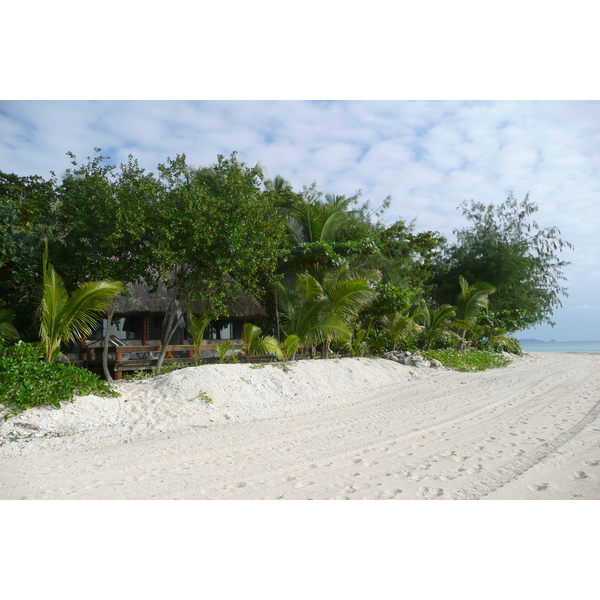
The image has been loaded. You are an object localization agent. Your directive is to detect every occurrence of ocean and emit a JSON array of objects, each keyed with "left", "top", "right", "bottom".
[{"left": 519, "top": 340, "right": 600, "bottom": 353}]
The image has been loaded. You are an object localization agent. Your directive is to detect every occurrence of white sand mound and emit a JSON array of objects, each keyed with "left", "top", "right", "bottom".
[{"left": 1, "top": 354, "right": 600, "bottom": 500}]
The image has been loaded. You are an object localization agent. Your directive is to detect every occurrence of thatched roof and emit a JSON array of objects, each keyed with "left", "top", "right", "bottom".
[{"left": 113, "top": 277, "right": 267, "bottom": 320}]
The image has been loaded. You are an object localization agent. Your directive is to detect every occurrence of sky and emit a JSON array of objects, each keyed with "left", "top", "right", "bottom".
[{"left": 1, "top": 100, "right": 598, "bottom": 341}]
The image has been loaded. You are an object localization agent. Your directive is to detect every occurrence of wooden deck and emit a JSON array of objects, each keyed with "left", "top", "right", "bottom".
[{"left": 81, "top": 344, "right": 281, "bottom": 379}]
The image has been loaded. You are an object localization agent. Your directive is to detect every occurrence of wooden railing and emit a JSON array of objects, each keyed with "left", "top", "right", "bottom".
[
  {"left": 82, "top": 343, "right": 290, "bottom": 380},
  {"left": 83, "top": 345, "right": 210, "bottom": 380}
]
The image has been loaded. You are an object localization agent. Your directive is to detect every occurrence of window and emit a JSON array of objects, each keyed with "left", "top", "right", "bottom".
[{"left": 205, "top": 320, "right": 243, "bottom": 340}]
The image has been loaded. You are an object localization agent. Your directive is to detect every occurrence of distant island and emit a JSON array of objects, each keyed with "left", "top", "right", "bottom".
[{"left": 519, "top": 338, "right": 558, "bottom": 343}]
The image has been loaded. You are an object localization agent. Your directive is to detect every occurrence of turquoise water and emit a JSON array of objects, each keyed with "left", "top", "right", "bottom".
[{"left": 519, "top": 340, "right": 600, "bottom": 353}]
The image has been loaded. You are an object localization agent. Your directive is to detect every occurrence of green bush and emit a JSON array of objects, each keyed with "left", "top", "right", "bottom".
[
  {"left": 423, "top": 348, "right": 512, "bottom": 372},
  {"left": 0, "top": 342, "right": 119, "bottom": 419}
]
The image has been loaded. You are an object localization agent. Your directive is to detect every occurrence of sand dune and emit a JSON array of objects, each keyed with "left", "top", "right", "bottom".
[{"left": 1, "top": 353, "right": 599, "bottom": 499}]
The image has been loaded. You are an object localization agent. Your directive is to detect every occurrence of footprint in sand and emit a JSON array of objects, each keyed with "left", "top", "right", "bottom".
[
  {"left": 467, "top": 465, "right": 482, "bottom": 475},
  {"left": 573, "top": 471, "right": 588, "bottom": 479},
  {"left": 418, "top": 487, "right": 443, "bottom": 499},
  {"left": 527, "top": 483, "right": 548, "bottom": 492},
  {"left": 294, "top": 481, "right": 314, "bottom": 489},
  {"left": 583, "top": 460, "right": 600, "bottom": 467}
]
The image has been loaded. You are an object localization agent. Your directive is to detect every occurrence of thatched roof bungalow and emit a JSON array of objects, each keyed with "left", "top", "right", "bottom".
[{"left": 86, "top": 277, "right": 267, "bottom": 347}]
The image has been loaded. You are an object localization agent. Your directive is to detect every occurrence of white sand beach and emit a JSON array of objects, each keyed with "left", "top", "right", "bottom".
[{"left": 1, "top": 352, "right": 599, "bottom": 500}]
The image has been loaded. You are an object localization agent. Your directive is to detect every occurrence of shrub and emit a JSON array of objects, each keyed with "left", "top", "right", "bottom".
[
  {"left": 423, "top": 348, "right": 512, "bottom": 372},
  {"left": 0, "top": 342, "right": 119, "bottom": 419}
]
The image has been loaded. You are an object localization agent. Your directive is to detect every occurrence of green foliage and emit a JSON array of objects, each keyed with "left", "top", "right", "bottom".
[
  {"left": 454, "top": 275, "right": 496, "bottom": 349},
  {"left": 191, "top": 390, "right": 213, "bottom": 404},
  {"left": 243, "top": 323, "right": 283, "bottom": 359},
  {"left": 152, "top": 152, "right": 288, "bottom": 370},
  {"left": 0, "top": 308, "right": 19, "bottom": 347},
  {"left": 383, "top": 312, "right": 421, "bottom": 351},
  {"left": 413, "top": 302, "right": 458, "bottom": 350},
  {"left": 185, "top": 309, "right": 213, "bottom": 358},
  {"left": 278, "top": 185, "right": 385, "bottom": 280},
  {"left": 431, "top": 194, "right": 573, "bottom": 329},
  {"left": 0, "top": 170, "right": 57, "bottom": 327},
  {"left": 277, "top": 268, "right": 377, "bottom": 354},
  {"left": 342, "top": 328, "right": 369, "bottom": 357},
  {"left": 282, "top": 334, "right": 301, "bottom": 360},
  {"left": 215, "top": 340, "right": 235, "bottom": 363},
  {"left": 367, "top": 219, "right": 446, "bottom": 294},
  {"left": 122, "top": 361, "right": 191, "bottom": 380},
  {"left": 422, "top": 348, "right": 512, "bottom": 372},
  {"left": 0, "top": 342, "right": 118, "bottom": 419},
  {"left": 39, "top": 241, "right": 125, "bottom": 362}
]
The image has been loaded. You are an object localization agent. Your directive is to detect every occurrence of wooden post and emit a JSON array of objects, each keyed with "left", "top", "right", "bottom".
[
  {"left": 115, "top": 347, "right": 123, "bottom": 380},
  {"left": 142, "top": 316, "right": 148, "bottom": 346}
]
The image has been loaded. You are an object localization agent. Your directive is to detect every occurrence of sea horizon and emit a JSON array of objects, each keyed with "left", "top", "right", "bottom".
[{"left": 518, "top": 339, "right": 600, "bottom": 353}]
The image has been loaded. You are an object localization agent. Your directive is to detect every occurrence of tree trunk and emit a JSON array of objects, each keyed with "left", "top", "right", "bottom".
[
  {"left": 102, "top": 299, "right": 117, "bottom": 382},
  {"left": 274, "top": 288, "right": 281, "bottom": 342},
  {"left": 155, "top": 299, "right": 183, "bottom": 372}
]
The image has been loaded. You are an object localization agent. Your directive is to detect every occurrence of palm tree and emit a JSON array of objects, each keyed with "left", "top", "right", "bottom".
[
  {"left": 343, "top": 328, "right": 369, "bottom": 357},
  {"left": 454, "top": 275, "right": 496, "bottom": 350},
  {"left": 185, "top": 308, "right": 213, "bottom": 360},
  {"left": 264, "top": 175, "right": 293, "bottom": 193},
  {"left": 0, "top": 308, "right": 19, "bottom": 347},
  {"left": 277, "top": 269, "right": 377, "bottom": 356},
  {"left": 282, "top": 334, "right": 301, "bottom": 360},
  {"left": 384, "top": 312, "right": 421, "bottom": 351},
  {"left": 39, "top": 241, "right": 124, "bottom": 363},
  {"left": 242, "top": 323, "right": 284, "bottom": 360},
  {"left": 413, "top": 301, "right": 458, "bottom": 351},
  {"left": 277, "top": 275, "right": 350, "bottom": 355},
  {"left": 286, "top": 194, "right": 351, "bottom": 245}
]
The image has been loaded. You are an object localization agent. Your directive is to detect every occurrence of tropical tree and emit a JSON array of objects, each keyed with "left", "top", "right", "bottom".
[
  {"left": 413, "top": 302, "right": 458, "bottom": 351},
  {"left": 185, "top": 308, "right": 214, "bottom": 360},
  {"left": 0, "top": 170, "right": 57, "bottom": 333},
  {"left": 431, "top": 194, "right": 573, "bottom": 329},
  {"left": 152, "top": 152, "right": 287, "bottom": 371},
  {"left": 383, "top": 312, "right": 422, "bottom": 351},
  {"left": 215, "top": 340, "right": 235, "bottom": 363},
  {"left": 242, "top": 323, "right": 283, "bottom": 359},
  {"left": 0, "top": 308, "right": 19, "bottom": 347},
  {"left": 343, "top": 328, "right": 369, "bottom": 357},
  {"left": 453, "top": 275, "right": 496, "bottom": 350},
  {"left": 282, "top": 334, "right": 301, "bottom": 360},
  {"left": 277, "top": 268, "right": 377, "bottom": 356},
  {"left": 277, "top": 274, "right": 351, "bottom": 355},
  {"left": 39, "top": 242, "right": 124, "bottom": 363},
  {"left": 278, "top": 185, "right": 382, "bottom": 280},
  {"left": 264, "top": 175, "right": 293, "bottom": 193}
]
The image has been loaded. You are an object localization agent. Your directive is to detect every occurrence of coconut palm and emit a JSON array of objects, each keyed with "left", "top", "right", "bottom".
[
  {"left": 277, "top": 269, "right": 377, "bottom": 356},
  {"left": 243, "top": 323, "right": 284, "bottom": 359},
  {"left": 282, "top": 334, "right": 301, "bottom": 360},
  {"left": 215, "top": 339, "right": 235, "bottom": 363},
  {"left": 343, "top": 328, "right": 369, "bottom": 357},
  {"left": 264, "top": 175, "right": 293, "bottom": 193},
  {"left": 384, "top": 312, "right": 421, "bottom": 351},
  {"left": 277, "top": 279, "right": 349, "bottom": 355},
  {"left": 413, "top": 301, "right": 458, "bottom": 351},
  {"left": 39, "top": 241, "right": 124, "bottom": 363},
  {"left": 0, "top": 308, "right": 19, "bottom": 347},
  {"left": 286, "top": 194, "right": 351, "bottom": 245},
  {"left": 454, "top": 275, "right": 496, "bottom": 350},
  {"left": 185, "top": 308, "right": 213, "bottom": 360}
]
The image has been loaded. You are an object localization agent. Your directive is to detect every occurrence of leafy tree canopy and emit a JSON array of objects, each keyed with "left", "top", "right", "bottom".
[{"left": 430, "top": 193, "right": 573, "bottom": 330}]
